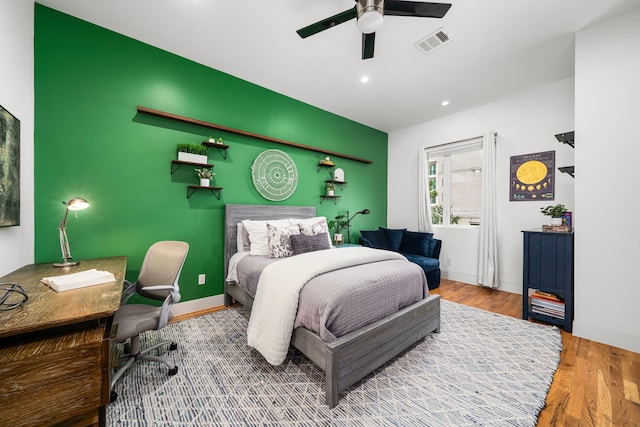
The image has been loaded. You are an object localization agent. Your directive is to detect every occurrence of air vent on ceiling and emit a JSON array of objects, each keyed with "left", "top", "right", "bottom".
[{"left": 415, "top": 27, "right": 451, "bottom": 55}]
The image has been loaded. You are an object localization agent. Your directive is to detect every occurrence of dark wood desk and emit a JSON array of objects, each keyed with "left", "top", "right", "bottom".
[{"left": 0, "top": 256, "right": 127, "bottom": 427}]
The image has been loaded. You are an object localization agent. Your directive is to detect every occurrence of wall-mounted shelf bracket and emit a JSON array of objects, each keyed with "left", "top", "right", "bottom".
[
  {"left": 171, "top": 160, "right": 213, "bottom": 175},
  {"left": 187, "top": 186, "right": 223, "bottom": 199},
  {"left": 320, "top": 195, "right": 341, "bottom": 205},
  {"left": 202, "top": 141, "right": 230, "bottom": 159},
  {"left": 325, "top": 180, "right": 347, "bottom": 190},
  {"left": 317, "top": 163, "right": 335, "bottom": 176},
  {"left": 555, "top": 131, "right": 575, "bottom": 148},
  {"left": 558, "top": 166, "right": 575, "bottom": 178}
]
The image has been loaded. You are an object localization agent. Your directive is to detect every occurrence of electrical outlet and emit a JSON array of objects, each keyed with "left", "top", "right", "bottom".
[
  {"left": 446, "top": 258, "right": 452, "bottom": 266},
  {"left": 198, "top": 274, "right": 206, "bottom": 285}
]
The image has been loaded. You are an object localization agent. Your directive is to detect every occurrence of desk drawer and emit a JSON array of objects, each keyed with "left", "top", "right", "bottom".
[{"left": 0, "top": 326, "right": 106, "bottom": 427}]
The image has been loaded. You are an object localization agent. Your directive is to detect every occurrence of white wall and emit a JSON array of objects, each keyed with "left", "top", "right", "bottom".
[
  {"left": 573, "top": 6, "right": 640, "bottom": 353},
  {"left": 388, "top": 77, "right": 575, "bottom": 294},
  {"left": 0, "top": 1, "right": 34, "bottom": 276}
]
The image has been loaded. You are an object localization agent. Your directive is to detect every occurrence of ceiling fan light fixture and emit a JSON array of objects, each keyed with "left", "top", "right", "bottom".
[{"left": 356, "top": 0, "right": 384, "bottom": 34}]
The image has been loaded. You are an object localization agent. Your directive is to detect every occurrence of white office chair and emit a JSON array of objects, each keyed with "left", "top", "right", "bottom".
[{"left": 110, "top": 240, "right": 189, "bottom": 402}]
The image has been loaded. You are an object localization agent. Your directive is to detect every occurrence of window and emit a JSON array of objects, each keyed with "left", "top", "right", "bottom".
[{"left": 426, "top": 138, "right": 483, "bottom": 226}]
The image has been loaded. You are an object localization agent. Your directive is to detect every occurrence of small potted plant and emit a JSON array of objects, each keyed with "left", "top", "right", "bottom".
[
  {"left": 177, "top": 143, "right": 208, "bottom": 164},
  {"left": 216, "top": 137, "right": 224, "bottom": 145},
  {"left": 540, "top": 204, "right": 567, "bottom": 225},
  {"left": 327, "top": 214, "right": 347, "bottom": 245},
  {"left": 195, "top": 167, "right": 214, "bottom": 187},
  {"left": 326, "top": 182, "right": 335, "bottom": 197}
]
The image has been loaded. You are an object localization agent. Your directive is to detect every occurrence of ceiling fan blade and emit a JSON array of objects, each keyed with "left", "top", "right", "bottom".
[
  {"left": 384, "top": 1, "right": 452, "bottom": 18},
  {"left": 362, "top": 32, "right": 375, "bottom": 60},
  {"left": 296, "top": 7, "right": 358, "bottom": 38}
]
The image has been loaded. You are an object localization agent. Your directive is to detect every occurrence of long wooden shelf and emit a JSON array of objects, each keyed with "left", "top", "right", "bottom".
[{"left": 137, "top": 106, "right": 372, "bottom": 164}]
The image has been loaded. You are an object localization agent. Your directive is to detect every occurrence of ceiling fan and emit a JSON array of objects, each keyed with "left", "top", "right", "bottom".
[{"left": 296, "top": 0, "right": 452, "bottom": 60}]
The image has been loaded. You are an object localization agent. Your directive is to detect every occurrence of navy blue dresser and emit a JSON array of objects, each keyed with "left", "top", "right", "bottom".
[{"left": 522, "top": 229, "right": 574, "bottom": 332}]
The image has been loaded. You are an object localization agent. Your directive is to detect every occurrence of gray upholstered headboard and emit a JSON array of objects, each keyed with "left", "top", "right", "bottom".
[{"left": 223, "top": 204, "right": 317, "bottom": 280}]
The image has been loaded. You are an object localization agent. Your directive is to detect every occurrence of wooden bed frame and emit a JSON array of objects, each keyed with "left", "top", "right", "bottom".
[{"left": 223, "top": 204, "right": 441, "bottom": 408}]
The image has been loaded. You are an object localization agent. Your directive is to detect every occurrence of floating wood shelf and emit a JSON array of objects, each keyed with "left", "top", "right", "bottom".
[
  {"left": 555, "top": 131, "right": 575, "bottom": 148},
  {"left": 138, "top": 106, "right": 372, "bottom": 164},
  {"left": 187, "top": 185, "right": 223, "bottom": 199},
  {"left": 320, "top": 195, "right": 341, "bottom": 204},
  {"left": 558, "top": 166, "right": 575, "bottom": 178},
  {"left": 202, "top": 141, "right": 230, "bottom": 159},
  {"left": 325, "top": 179, "right": 347, "bottom": 190},
  {"left": 171, "top": 160, "right": 214, "bottom": 174},
  {"left": 556, "top": 130, "right": 575, "bottom": 177}
]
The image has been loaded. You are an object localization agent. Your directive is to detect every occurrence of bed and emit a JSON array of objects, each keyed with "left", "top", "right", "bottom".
[{"left": 223, "top": 204, "right": 440, "bottom": 408}]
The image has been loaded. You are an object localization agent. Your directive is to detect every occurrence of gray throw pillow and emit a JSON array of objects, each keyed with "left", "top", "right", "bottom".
[{"left": 290, "top": 232, "right": 330, "bottom": 255}]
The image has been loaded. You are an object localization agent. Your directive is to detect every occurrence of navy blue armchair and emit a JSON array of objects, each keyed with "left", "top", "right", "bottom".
[{"left": 359, "top": 227, "right": 441, "bottom": 290}]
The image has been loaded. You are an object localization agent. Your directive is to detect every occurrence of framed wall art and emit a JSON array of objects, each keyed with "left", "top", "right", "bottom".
[
  {"left": 510, "top": 150, "right": 555, "bottom": 202},
  {"left": 0, "top": 104, "right": 20, "bottom": 227}
]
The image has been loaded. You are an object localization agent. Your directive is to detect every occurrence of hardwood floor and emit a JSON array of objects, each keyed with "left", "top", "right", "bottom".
[{"left": 431, "top": 279, "right": 640, "bottom": 427}]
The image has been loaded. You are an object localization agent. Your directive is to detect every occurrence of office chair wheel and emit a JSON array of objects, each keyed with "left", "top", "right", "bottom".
[
  {"left": 168, "top": 366, "right": 178, "bottom": 376},
  {"left": 110, "top": 390, "right": 118, "bottom": 403},
  {"left": 169, "top": 342, "right": 178, "bottom": 351}
]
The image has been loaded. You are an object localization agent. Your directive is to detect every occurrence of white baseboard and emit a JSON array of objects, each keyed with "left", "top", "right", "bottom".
[
  {"left": 442, "top": 271, "right": 476, "bottom": 284},
  {"left": 442, "top": 272, "right": 521, "bottom": 295},
  {"left": 573, "top": 321, "right": 640, "bottom": 354},
  {"left": 172, "top": 294, "right": 225, "bottom": 316}
]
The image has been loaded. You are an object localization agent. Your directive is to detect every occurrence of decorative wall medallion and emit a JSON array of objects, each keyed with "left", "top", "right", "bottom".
[{"left": 251, "top": 149, "right": 298, "bottom": 201}]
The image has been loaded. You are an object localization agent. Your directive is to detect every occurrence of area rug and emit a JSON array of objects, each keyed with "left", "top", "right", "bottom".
[{"left": 107, "top": 300, "right": 562, "bottom": 426}]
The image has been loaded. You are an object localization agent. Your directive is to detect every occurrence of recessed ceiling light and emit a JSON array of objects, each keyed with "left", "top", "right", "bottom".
[
  {"left": 360, "top": 76, "right": 370, "bottom": 83},
  {"left": 441, "top": 100, "right": 450, "bottom": 106}
]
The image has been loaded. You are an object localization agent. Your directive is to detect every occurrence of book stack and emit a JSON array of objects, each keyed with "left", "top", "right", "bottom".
[
  {"left": 542, "top": 224, "right": 571, "bottom": 232},
  {"left": 530, "top": 290, "right": 565, "bottom": 319},
  {"left": 41, "top": 269, "right": 116, "bottom": 292}
]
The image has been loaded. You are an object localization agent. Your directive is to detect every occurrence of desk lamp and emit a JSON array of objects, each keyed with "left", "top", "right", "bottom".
[
  {"left": 53, "top": 197, "right": 90, "bottom": 267},
  {"left": 346, "top": 209, "right": 371, "bottom": 244}
]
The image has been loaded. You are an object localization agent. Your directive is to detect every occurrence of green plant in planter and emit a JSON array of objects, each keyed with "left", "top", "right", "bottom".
[
  {"left": 177, "top": 143, "right": 208, "bottom": 156},
  {"left": 327, "top": 214, "right": 348, "bottom": 234},
  {"left": 540, "top": 204, "right": 567, "bottom": 218},
  {"left": 195, "top": 168, "right": 215, "bottom": 179}
]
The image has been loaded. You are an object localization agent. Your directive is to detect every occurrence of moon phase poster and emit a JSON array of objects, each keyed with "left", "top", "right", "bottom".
[{"left": 510, "top": 151, "right": 555, "bottom": 201}]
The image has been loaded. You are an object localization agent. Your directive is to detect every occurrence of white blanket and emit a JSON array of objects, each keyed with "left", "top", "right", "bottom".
[{"left": 246, "top": 246, "right": 405, "bottom": 365}]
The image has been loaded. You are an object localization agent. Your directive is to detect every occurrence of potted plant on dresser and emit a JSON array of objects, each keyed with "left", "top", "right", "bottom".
[
  {"left": 177, "top": 143, "right": 208, "bottom": 164},
  {"left": 195, "top": 167, "right": 214, "bottom": 187},
  {"left": 540, "top": 204, "right": 568, "bottom": 226}
]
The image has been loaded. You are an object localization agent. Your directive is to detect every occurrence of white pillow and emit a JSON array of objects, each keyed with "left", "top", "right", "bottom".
[
  {"left": 242, "top": 219, "right": 290, "bottom": 256},
  {"left": 267, "top": 224, "right": 300, "bottom": 258},
  {"left": 236, "top": 223, "right": 251, "bottom": 253},
  {"left": 290, "top": 217, "right": 333, "bottom": 248}
]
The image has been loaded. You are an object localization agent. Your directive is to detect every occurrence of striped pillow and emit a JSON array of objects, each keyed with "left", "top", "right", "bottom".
[{"left": 290, "top": 233, "right": 330, "bottom": 255}]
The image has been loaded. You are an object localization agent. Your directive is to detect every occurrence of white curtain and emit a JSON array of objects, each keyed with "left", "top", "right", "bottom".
[
  {"left": 477, "top": 131, "right": 499, "bottom": 288},
  {"left": 418, "top": 147, "right": 433, "bottom": 233}
]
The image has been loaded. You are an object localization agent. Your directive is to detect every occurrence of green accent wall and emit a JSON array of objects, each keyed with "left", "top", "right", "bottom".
[{"left": 34, "top": 5, "right": 388, "bottom": 303}]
